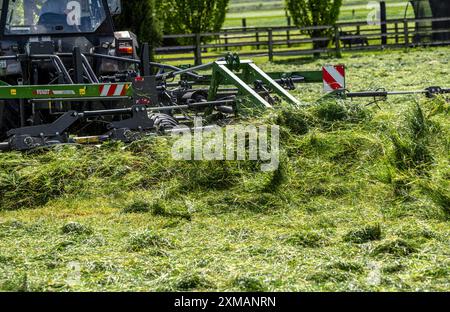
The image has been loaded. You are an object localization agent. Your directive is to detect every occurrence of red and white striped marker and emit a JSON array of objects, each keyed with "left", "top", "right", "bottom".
[
  {"left": 322, "top": 65, "right": 346, "bottom": 92},
  {"left": 99, "top": 84, "right": 128, "bottom": 97}
]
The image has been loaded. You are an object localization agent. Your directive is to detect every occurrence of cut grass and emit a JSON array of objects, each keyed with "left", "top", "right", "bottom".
[
  {"left": 0, "top": 47, "right": 449, "bottom": 291},
  {"left": 344, "top": 224, "right": 382, "bottom": 244}
]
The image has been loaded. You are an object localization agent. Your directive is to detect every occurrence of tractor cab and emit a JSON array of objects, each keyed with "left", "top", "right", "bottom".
[
  {"left": 1, "top": 0, "right": 121, "bottom": 37},
  {"left": 0, "top": 0, "right": 137, "bottom": 82}
]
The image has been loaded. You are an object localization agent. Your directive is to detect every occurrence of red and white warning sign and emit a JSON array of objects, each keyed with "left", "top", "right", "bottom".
[
  {"left": 99, "top": 84, "right": 128, "bottom": 97},
  {"left": 322, "top": 65, "right": 346, "bottom": 92}
]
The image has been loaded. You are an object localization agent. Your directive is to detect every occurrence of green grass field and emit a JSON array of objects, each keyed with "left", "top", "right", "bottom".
[
  {"left": 0, "top": 47, "right": 449, "bottom": 291},
  {"left": 225, "top": 0, "right": 414, "bottom": 27}
]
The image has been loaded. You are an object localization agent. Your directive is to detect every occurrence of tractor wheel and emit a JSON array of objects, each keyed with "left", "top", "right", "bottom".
[{"left": 0, "top": 100, "right": 20, "bottom": 141}]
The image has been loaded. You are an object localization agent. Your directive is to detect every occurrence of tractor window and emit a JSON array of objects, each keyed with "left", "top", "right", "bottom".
[
  {"left": 107, "top": 0, "right": 121, "bottom": 15},
  {"left": 4, "top": 0, "right": 107, "bottom": 35}
]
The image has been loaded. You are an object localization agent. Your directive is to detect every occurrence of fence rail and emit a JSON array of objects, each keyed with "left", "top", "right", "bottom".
[{"left": 154, "top": 17, "right": 450, "bottom": 64}]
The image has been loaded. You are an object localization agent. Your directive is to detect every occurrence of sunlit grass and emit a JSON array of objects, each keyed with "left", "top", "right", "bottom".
[{"left": 0, "top": 47, "right": 449, "bottom": 291}]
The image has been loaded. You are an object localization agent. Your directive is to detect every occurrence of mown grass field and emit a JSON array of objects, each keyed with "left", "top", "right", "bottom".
[
  {"left": 0, "top": 47, "right": 449, "bottom": 292},
  {"left": 225, "top": 0, "right": 414, "bottom": 27}
]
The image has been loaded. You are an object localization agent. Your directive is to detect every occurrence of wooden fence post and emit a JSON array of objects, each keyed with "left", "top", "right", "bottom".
[
  {"left": 194, "top": 33, "right": 202, "bottom": 65},
  {"left": 242, "top": 18, "right": 247, "bottom": 31},
  {"left": 287, "top": 16, "right": 292, "bottom": 48},
  {"left": 256, "top": 31, "right": 260, "bottom": 50},
  {"left": 224, "top": 29, "right": 228, "bottom": 51},
  {"left": 268, "top": 28, "right": 274, "bottom": 62},
  {"left": 395, "top": 23, "right": 399, "bottom": 44},
  {"left": 334, "top": 26, "right": 342, "bottom": 58},
  {"left": 380, "top": 1, "right": 387, "bottom": 45},
  {"left": 404, "top": 20, "right": 409, "bottom": 49}
]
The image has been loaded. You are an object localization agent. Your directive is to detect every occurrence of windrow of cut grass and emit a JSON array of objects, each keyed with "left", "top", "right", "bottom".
[
  {"left": 0, "top": 97, "right": 391, "bottom": 214},
  {"left": 0, "top": 97, "right": 448, "bottom": 291}
]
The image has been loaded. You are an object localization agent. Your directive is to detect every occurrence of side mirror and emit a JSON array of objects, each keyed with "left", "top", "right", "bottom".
[{"left": 107, "top": 0, "right": 121, "bottom": 15}]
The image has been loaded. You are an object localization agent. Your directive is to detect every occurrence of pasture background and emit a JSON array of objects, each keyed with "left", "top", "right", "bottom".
[{"left": 225, "top": 0, "right": 415, "bottom": 27}]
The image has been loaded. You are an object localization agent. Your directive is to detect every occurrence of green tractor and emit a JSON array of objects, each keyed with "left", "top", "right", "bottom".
[{"left": 0, "top": 0, "right": 156, "bottom": 149}]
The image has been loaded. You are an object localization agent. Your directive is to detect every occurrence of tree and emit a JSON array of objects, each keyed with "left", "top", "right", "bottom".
[
  {"left": 114, "top": 0, "right": 162, "bottom": 59},
  {"left": 164, "top": 0, "right": 230, "bottom": 35},
  {"left": 157, "top": 0, "right": 230, "bottom": 64},
  {"left": 285, "top": 0, "right": 342, "bottom": 50}
]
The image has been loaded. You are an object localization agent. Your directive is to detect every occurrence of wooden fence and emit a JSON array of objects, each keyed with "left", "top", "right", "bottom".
[{"left": 154, "top": 17, "right": 450, "bottom": 64}]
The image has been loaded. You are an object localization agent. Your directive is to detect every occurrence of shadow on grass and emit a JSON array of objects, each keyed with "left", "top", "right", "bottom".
[{"left": 272, "top": 55, "right": 335, "bottom": 66}]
